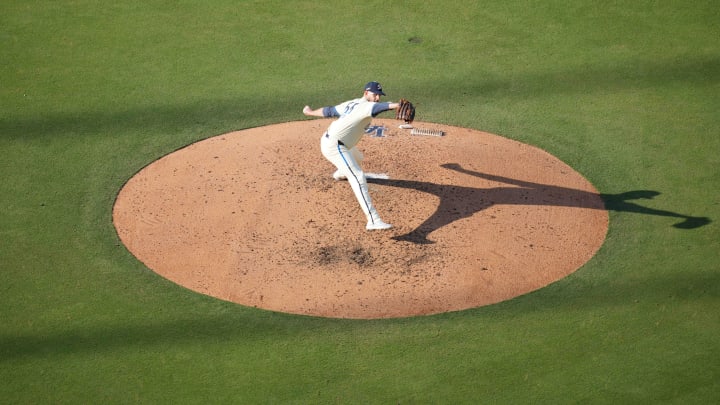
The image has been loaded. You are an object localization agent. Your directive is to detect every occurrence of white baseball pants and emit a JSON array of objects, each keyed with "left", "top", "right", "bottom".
[{"left": 320, "top": 133, "right": 383, "bottom": 225}]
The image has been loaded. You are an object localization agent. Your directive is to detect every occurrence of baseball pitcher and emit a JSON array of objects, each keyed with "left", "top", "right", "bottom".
[{"left": 302, "top": 81, "right": 415, "bottom": 230}]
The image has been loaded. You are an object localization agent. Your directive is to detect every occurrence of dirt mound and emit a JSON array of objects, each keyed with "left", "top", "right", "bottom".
[{"left": 113, "top": 119, "right": 607, "bottom": 319}]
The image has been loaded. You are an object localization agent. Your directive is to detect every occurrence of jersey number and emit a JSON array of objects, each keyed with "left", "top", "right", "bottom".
[{"left": 343, "top": 102, "right": 359, "bottom": 115}]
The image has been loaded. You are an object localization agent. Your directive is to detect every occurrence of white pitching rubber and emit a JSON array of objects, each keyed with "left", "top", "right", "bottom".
[
  {"left": 411, "top": 128, "right": 445, "bottom": 137},
  {"left": 365, "top": 172, "right": 389, "bottom": 180}
]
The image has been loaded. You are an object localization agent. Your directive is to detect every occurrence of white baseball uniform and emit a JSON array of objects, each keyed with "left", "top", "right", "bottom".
[{"left": 320, "top": 97, "right": 393, "bottom": 228}]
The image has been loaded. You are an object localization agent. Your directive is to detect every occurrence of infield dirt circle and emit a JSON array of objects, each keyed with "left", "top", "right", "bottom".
[{"left": 113, "top": 119, "right": 608, "bottom": 319}]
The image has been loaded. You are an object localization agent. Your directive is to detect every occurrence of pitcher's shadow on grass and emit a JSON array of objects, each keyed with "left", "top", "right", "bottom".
[{"left": 368, "top": 163, "right": 711, "bottom": 244}]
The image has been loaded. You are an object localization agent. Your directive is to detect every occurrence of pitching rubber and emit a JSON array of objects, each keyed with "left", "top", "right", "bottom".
[{"left": 411, "top": 128, "right": 445, "bottom": 137}]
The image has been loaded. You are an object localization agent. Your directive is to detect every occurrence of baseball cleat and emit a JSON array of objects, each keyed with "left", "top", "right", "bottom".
[
  {"left": 332, "top": 170, "right": 347, "bottom": 181},
  {"left": 366, "top": 220, "right": 393, "bottom": 231}
]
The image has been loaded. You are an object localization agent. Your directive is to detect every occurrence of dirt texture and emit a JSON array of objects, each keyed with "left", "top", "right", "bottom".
[{"left": 113, "top": 119, "right": 608, "bottom": 319}]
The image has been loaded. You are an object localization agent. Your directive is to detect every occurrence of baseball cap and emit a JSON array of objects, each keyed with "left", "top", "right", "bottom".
[{"left": 364, "top": 81, "right": 386, "bottom": 96}]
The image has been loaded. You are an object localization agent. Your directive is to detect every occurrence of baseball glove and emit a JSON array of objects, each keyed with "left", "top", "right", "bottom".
[{"left": 396, "top": 98, "right": 415, "bottom": 123}]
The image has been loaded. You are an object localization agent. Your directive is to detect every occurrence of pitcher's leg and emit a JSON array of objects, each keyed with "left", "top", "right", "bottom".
[
  {"left": 336, "top": 145, "right": 391, "bottom": 230},
  {"left": 321, "top": 137, "right": 391, "bottom": 229},
  {"left": 332, "top": 147, "right": 362, "bottom": 181}
]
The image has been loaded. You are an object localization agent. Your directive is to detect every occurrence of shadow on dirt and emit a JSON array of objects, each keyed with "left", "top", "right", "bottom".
[{"left": 369, "top": 163, "right": 711, "bottom": 244}]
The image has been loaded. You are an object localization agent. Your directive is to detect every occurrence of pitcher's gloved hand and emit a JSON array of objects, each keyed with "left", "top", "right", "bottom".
[{"left": 396, "top": 99, "right": 415, "bottom": 123}]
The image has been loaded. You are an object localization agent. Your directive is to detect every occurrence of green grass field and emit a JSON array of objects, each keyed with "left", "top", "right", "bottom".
[{"left": 2, "top": 1, "right": 718, "bottom": 403}]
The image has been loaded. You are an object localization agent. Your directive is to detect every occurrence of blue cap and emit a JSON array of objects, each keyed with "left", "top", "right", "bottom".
[{"left": 364, "top": 81, "right": 386, "bottom": 96}]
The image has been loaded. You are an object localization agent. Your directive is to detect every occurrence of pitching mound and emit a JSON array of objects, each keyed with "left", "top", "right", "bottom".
[{"left": 113, "top": 119, "right": 608, "bottom": 319}]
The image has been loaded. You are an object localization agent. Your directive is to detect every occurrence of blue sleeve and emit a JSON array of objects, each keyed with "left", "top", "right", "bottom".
[
  {"left": 371, "top": 102, "right": 392, "bottom": 117},
  {"left": 322, "top": 106, "right": 339, "bottom": 117}
]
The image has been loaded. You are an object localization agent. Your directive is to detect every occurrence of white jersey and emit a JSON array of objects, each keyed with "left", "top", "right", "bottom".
[{"left": 326, "top": 98, "right": 390, "bottom": 149}]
